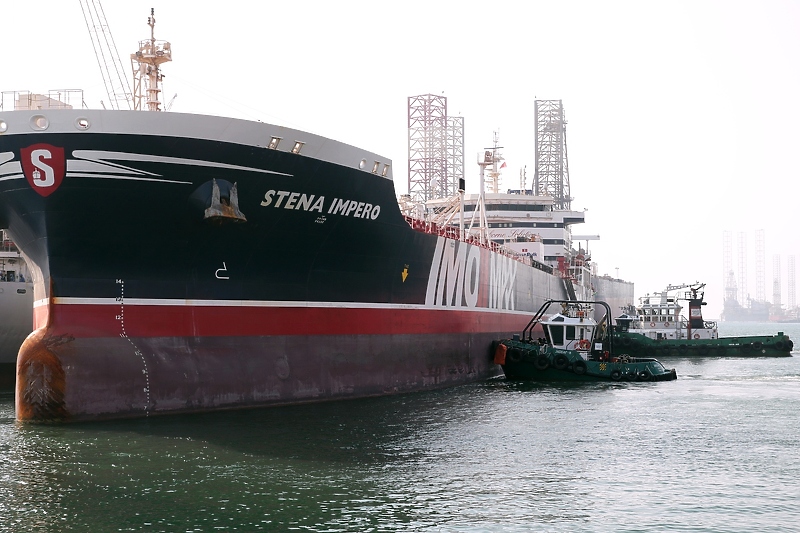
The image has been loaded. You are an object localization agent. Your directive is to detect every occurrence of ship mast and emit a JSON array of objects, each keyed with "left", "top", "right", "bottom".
[
  {"left": 484, "top": 132, "right": 504, "bottom": 194},
  {"left": 473, "top": 133, "right": 504, "bottom": 244},
  {"left": 131, "top": 9, "right": 172, "bottom": 111}
]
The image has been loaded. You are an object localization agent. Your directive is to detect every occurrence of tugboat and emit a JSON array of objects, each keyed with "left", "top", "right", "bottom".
[
  {"left": 494, "top": 300, "right": 677, "bottom": 382},
  {"left": 614, "top": 283, "right": 793, "bottom": 357}
]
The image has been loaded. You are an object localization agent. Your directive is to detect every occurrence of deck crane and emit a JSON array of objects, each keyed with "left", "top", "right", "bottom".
[{"left": 79, "top": 0, "right": 133, "bottom": 110}]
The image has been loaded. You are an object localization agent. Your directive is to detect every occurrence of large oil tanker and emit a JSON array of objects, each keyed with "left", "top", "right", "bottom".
[{"left": 0, "top": 14, "right": 632, "bottom": 422}]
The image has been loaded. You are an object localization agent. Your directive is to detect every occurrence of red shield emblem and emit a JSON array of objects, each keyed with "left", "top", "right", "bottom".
[{"left": 21, "top": 144, "right": 66, "bottom": 197}]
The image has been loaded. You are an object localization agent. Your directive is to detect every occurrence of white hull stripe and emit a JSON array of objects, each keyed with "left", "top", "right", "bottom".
[
  {"left": 40, "top": 296, "right": 535, "bottom": 316},
  {"left": 73, "top": 150, "right": 293, "bottom": 177},
  {"left": 0, "top": 170, "right": 191, "bottom": 185},
  {"left": 66, "top": 173, "right": 193, "bottom": 184},
  {"left": 0, "top": 150, "right": 294, "bottom": 183}
]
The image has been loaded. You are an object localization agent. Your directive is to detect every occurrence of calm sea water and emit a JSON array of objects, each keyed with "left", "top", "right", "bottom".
[{"left": 1, "top": 322, "right": 799, "bottom": 532}]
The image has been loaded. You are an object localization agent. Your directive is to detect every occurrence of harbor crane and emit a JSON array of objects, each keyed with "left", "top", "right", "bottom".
[
  {"left": 79, "top": 0, "right": 133, "bottom": 110},
  {"left": 79, "top": 2, "right": 172, "bottom": 111}
]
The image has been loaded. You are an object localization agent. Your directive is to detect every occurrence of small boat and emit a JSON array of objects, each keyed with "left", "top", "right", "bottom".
[
  {"left": 613, "top": 283, "right": 793, "bottom": 357},
  {"left": 493, "top": 300, "right": 677, "bottom": 382}
]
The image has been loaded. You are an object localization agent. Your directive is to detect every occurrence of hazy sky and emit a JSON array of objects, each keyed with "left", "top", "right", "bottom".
[{"left": 3, "top": 0, "right": 799, "bottom": 319}]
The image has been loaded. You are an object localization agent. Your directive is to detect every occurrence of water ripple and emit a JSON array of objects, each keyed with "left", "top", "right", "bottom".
[{"left": 0, "top": 355, "right": 799, "bottom": 531}]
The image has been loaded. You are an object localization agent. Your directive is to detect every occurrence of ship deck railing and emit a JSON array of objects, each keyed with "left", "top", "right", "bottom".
[
  {"left": 0, "top": 240, "right": 19, "bottom": 253},
  {"left": 403, "top": 215, "right": 554, "bottom": 275}
]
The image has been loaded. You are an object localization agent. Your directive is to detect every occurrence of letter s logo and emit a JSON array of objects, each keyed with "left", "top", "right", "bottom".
[
  {"left": 21, "top": 144, "right": 66, "bottom": 197},
  {"left": 30, "top": 149, "right": 55, "bottom": 187}
]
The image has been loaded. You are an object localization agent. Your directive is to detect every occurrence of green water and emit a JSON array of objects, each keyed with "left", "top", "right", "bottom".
[{"left": 1, "top": 322, "right": 799, "bottom": 532}]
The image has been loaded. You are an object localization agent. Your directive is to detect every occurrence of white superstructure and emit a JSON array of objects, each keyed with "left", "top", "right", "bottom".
[{"left": 621, "top": 283, "right": 718, "bottom": 341}]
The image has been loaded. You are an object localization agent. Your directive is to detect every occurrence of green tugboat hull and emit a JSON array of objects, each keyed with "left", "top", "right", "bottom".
[
  {"left": 613, "top": 333, "right": 793, "bottom": 358},
  {"left": 495, "top": 340, "right": 678, "bottom": 383},
  {"left": 616, "top": 283, "right": 794, "bottom": 358}
]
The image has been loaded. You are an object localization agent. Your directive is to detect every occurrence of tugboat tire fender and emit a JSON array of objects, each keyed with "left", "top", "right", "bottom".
[
  {"left": 774, "top": 340, "right": 784, "bottom": 351},
  {"left": 523, "top": 350, "right": 538, "bottom": 362},
  {"left": 621, "top": 337, "right": 632, "bottom": 346},
  {"left": 638, "top": 370, "right": 652, "bottom": 382},
  {"left": 610, "top": 370, "right": 622, "bottom": 381},
  {"left": 554, "top": 354, "right": 570, "bottom": 370},
  {"left": 573, "top": 360, "right": 588, "bottom": 375},
  {"left": 678, "top": 345, "right": 688, "bottom": 353},
  {"left": 507, "top": 348, "right": 524, "bottom": 363},
  {"left": 752, "top": 341, "right": 763, "bottom": 350},
  {"left": 534, "top": 355, "right": 550, "bottom": 370}
]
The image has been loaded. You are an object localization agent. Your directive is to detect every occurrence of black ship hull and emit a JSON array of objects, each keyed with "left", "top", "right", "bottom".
[{"left": 0, "top": 109, "right": 599, "bottom": 421}]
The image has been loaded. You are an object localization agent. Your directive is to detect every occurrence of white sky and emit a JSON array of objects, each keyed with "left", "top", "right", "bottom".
[{"left": 3, "top": 0, "right": 800, "bottom": 319}]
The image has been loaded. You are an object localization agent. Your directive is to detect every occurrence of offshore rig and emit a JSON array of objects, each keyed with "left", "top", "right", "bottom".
[{"left": 723, "top": 229, "right": 798, "bottom": 322}]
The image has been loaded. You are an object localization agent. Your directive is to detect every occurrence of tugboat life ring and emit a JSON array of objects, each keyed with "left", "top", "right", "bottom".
[
  {"left": 693, "top": 334, "right": 700, "bottom": 339},
  {"left": 578, "top": 339, "right": 591, "bottom": 350},
  {"left": 650, "top": 322, "right": 656, "bottom": 328}
]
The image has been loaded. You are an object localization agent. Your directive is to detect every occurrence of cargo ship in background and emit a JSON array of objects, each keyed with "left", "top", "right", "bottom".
[
  {"left": 0, "top": 10, "right": 632, "bottom": 421},
  {"left": 0, "top": 230, "right": 33, "bottom": 387}
]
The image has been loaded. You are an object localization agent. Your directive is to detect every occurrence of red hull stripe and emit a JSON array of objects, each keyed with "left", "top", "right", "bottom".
[{"left": 44, "top": 299, "right": 533, "bottom": 338}]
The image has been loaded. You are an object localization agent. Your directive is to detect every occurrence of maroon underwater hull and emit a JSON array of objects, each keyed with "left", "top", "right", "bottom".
[{"left": 18, "top": 302, "right": 531, "bottom": 420}]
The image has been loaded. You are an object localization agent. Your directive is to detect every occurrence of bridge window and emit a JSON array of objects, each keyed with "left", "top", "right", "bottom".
[{"left": 549, "top": 325, "right": 564, "bottom": 345}]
